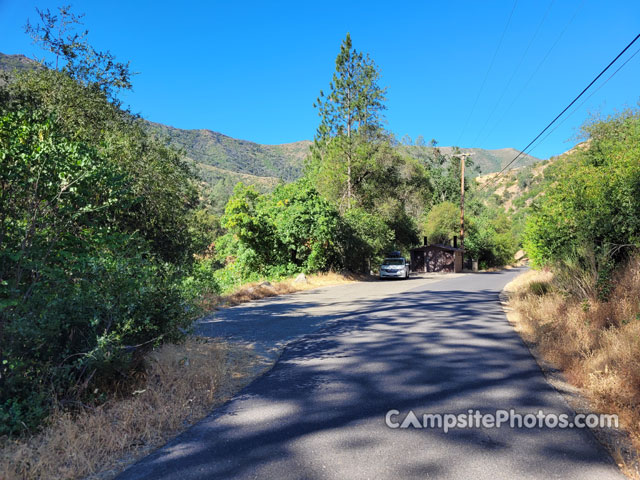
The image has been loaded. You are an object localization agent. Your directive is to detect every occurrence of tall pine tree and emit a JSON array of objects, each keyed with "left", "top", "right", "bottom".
[{"left": 311, "top": 33, "right": 387, "bottom": 210}]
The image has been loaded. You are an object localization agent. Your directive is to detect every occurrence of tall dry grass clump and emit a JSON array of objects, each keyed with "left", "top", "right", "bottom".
[
  {"left": 0, "top": 337, "right": 261, "bottom": 480},
  {"left": 507, "top": 258, "right": 640, "bottom": 448}
]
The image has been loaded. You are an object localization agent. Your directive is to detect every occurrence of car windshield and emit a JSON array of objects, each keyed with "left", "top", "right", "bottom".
[{"left": 383, "top": 259, "right": 404, "bottom": 265}]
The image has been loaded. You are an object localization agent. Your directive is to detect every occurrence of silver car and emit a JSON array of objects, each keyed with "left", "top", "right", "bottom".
[{"left": 379, "top": 257, "right": 410, "bottom": 280}]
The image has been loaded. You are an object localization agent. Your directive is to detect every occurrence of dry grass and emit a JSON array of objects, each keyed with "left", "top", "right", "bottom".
[
  {"left": 0, "top": 271, "right": 362, "bottom": 479},
  {"left": 505, "top": 261, "right": 640, "bottom": 477},
  {"left": 0, "top": 337, "right": 265, "bottom": 480},
  {"left": 199, "top": 271, "right": 368, "bottom": 311}
]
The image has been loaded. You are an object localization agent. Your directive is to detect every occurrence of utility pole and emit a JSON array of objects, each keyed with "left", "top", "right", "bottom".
[{"left": 457, "top": 152, "right": 473, "bottom": 265}]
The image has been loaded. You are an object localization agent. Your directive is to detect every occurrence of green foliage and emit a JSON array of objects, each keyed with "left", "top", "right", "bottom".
[
  {"left": 306, "top": 36, "right": 425, "bottom": 259},
  {"left": 0, "top": 110, "right": 193, "bottom": 434},
  {"left": 313, "top": 33, "right": 386, "bottom": 141},
  {"left": 268, "top": 180, "right": 342, "bottom": 272},
  {"left": 0, "top": 9, "right": 215, "bottom": 434},
  {"left": 516, "top": 166, "right": 534, "bottom": 189},
  {"left": 341, "top": 208, "right": 394, "bottom": 272},
  {"left": 422, "top": 198, "right": 518, "bottom": 268},
  {"left": 465, "top": 207, "right": 518, "bottom": 269},
  {"left": 524, "top": 110, "right": 640, "bottom": 274},
  {"left": 4, "top": 68, "right": 201, "bottom": 263},
  {"left": 217, "top": 180, "right": 343, "bottom": 285},
  {"left": 181, "top": 257, "right": 222, "bottom": 304},
  {"left": 425, "top": 147, "right": 465, "bottom": 206},
  {"left": 422, "top": 202, "right": 459, "bottom": 245},
  {"left": 311, "top": 33, "right": 388, "bottom": 211}
]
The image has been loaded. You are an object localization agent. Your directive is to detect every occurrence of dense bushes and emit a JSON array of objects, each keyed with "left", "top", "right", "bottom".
[
  {"left": 3, "top": 69, "right": 202, "bottom": 264},
  {"left": 422, "top": 201, "right": 459, "bottom": 245},
  {"left": 212, "top": 175, "right": 421, "bottom": 290},
  {"left": 524, "top": 109, "right": 640, "bottom": 296},
  {"left": 341, "top": 207, "right": 395, "bottom": 272},
  {"left": 420, "top": 199, "right": 518, "bottom": 268},
  {"left": 213, "top": 180, "right": 343, "bottom": 289},
  {"left": 465, "top": 208, "right": 519, "bottom": 269},
  {"left": 0, "top": 71, "right": 205, "bottom": 434}
]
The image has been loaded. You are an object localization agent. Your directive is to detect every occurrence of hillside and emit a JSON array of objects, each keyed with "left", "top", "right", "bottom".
[
  {"left": 145, "top": 121, "right": 311, "bottom": 182},
  {"left": 149, "top": 121, "right": 542, "bottom": 182},
  {"left": 144, "top": 122, "right": 310, "bottom": 212},
  {"left": 475, "top": 143, "right": 587, "bottom": 214},
  {"left": 196, "top": 163, "right": 282, "bottom": 212},
  {"left": 0, "top": 53, "right": 40, "bottom": 74},
  {"left": 476, "top": 161, "right": 550, "bottom": 212},
  {"left": 0, "top": 51, "right": 543, "bottom": 212},
  {"left": 400, "top": 145, "right": 541, "bottom": 174}
]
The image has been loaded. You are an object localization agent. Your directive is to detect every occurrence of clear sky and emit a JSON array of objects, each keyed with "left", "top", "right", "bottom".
[{"left": 1, "top": 1, "right": 639, "bottom": 159}]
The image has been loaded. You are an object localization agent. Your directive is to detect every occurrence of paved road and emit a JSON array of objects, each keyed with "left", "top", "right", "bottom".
[{"left": 118, "top": 269, "right": 623, "bottom": 480}]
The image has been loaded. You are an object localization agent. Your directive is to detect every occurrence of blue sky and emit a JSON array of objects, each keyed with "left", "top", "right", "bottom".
[{"left": 1, "top": 0, "right": 639, "bottom": 159}]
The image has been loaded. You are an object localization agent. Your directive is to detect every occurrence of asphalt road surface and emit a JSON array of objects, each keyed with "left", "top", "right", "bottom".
[{"left": 118, "top": 269, "right": 623, "bottom": 480}]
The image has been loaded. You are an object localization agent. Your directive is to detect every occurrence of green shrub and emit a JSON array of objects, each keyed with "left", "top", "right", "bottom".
[
  {"left": 1, "top": 233, "right": 191, "bottom": 435},
  {"left": 0, "top": 13, "right": 213, "bottom": 435},
  {"left": 422, "top": 201, "right": 458, "bottom": 245},
  {"left": 341, "top": 207, "right": 394, "bottom": 272},
  {"left": 524, "top": 110, "right": 640, "bottom": 270},
  {"left": 181, "top": 257, "right": 222, "bottom": 303},
  {"left": 523, "top": 110, "right": 640, "bottom": 298},
  {"left": 0, "top": 101, "right": 197, "bottom": 434},
  {"left": 219, "top": 179, "right": 343, "bottom": 281}
]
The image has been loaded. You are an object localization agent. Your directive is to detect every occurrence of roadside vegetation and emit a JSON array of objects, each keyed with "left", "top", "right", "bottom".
[
  {"left": 0, "top": 337, "right": 263, "bottom": 480},
  {"left": 506, "top": 109, "right": 640, "bottom": 459},
  {"left": 0, "top": 6, "right": 523, "bottom": 477}
]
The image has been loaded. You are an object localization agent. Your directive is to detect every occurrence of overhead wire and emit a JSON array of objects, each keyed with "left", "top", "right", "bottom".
[
  {"left": 482, "top": 0, "right": 586, "bottom": 143},
  {"left": 526, "top": 44, "right": 640, "bottom": 157},
  {"left": 472, "top": 0, "right": 555, "bottom": 146},
  {"left": 479, "top": 31, "right": 640, "bottom": 192},
  {"left": 455, "top": 0, "right": 518, "bottom": 146}
]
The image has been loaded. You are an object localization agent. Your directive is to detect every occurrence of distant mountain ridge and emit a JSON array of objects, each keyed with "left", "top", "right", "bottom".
[
  {"left": 147, "top": 121, "right": 541, "bottom": 181},
  {"left": 399, "top": 145, "right": 540, "bottom": 174},
  {"left": 0, "top": 51, "right": 543, "bottom": 211},
  {"left": 0, "top": 52, "right": 40, "bottom": 74},
  {"left": 145, "top": 121, "right": 310, "bottom": 182}
]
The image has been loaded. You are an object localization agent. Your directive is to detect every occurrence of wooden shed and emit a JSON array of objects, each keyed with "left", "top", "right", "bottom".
[{"left": 410, "top": 244, "right": 464, "bottom": 273}]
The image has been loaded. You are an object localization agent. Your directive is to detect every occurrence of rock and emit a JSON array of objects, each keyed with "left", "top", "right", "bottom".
[
  {"left": 259, "top": 281, "right": 272, "bottom": 287},
  {"left": 294, "top": 273, "right": 307, "bottom": 284},
  {"left": 514, "top": 249, "right": 526, "bottom": 261}
]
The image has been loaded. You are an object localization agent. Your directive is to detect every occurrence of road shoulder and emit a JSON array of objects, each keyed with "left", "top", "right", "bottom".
[{"left": 500, "top": 276, "right": 639, "bottom": 479}]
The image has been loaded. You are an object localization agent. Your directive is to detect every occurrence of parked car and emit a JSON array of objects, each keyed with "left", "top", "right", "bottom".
[{"left": 379, "top": 257, "right": 410, "bottom": 280}]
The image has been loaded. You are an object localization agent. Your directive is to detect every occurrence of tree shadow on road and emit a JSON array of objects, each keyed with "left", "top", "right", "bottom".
[{"left": 119, "top": 269, "right": 620, "bottom": 480}]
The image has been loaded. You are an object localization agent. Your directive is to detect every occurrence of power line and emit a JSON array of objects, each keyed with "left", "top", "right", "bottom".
[
  {"left": 480, "top": 31, "right": 640, "bottom": 192},
  {"left": 527, "top": 44, "right": 640, "bottom": 157},
  {"left": 473, "top": 0, "right": 555, "bottom": 145},
  {"left": 455, "top": 0, "right": 518, "bottom": 146},
  {"left": 483, "top": 0, "right": 585, "bottom": 143}
]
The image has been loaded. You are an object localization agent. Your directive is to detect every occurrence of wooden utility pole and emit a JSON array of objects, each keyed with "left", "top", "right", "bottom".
[{"left": 458, "top": 152, "right": 473, "bottom": 264}]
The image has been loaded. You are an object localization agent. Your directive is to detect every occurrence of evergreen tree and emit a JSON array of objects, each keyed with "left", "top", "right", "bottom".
[{"left": 312, "top": 33, "right": 387, "bottom": 209}]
